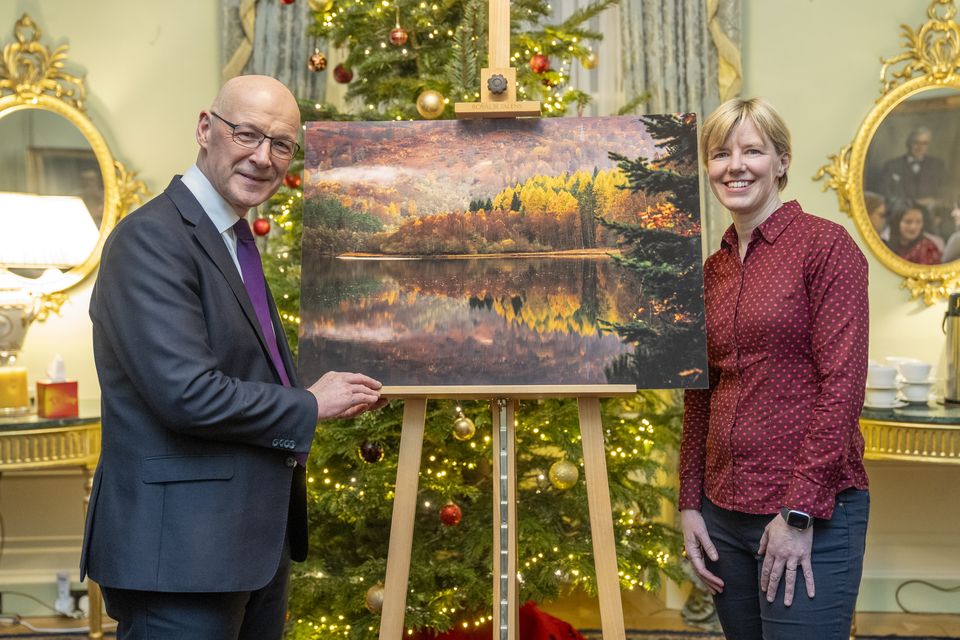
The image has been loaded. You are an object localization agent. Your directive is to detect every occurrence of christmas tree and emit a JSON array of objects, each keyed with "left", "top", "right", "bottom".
[
  {"left": 309, "top": 0, "right": 614, "bottom": 118},
  {"left": 260, "top": 167, "right": 690, "bottom": 640},
  {"left": 252, "top": 4, "right": 695, "bottom": 637}
]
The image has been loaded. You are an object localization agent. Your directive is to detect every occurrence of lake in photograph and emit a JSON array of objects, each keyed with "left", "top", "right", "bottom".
[{"left": 299, "top": 255, "right": 656, "bottom": 386}]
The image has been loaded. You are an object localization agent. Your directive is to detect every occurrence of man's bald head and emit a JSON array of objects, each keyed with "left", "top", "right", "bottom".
[
  {"left": 210, "top": 75, "right": 300, "bottom": 128},
  {"left": 195, "top": 75, "right": 301, "bottom": 217}
]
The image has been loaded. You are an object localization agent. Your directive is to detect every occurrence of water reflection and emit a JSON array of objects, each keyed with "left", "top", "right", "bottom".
[{"left": 299, "top": 256, "right": 704, "bottom": 387}]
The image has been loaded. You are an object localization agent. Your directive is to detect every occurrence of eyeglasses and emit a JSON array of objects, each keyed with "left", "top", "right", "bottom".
[{"left": 209, "top": 111, "right": 300, "bottom": 160}]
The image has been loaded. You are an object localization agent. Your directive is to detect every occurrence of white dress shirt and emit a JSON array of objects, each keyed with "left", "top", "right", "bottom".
[{"left": 180, "top": 164, "right": 245, "bottom": 280}]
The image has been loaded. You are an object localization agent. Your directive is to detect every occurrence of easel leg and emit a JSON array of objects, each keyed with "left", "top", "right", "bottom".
[
  {"left": 491, "top": 399, "right": 518, "bottom": 640},
  {"left": 379, "top": 398, "right": 427, "bottom": 640},
  {"left": 578, "top": 397, "right": 626, "bottom": 640}
]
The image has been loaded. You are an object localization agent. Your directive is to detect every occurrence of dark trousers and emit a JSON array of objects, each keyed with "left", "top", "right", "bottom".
[
  {"left": 101, "top": 540, "right": 292, "bottom": 640},
  {"left": 702, "top": 488, "right": 869, "bottom": 640}
]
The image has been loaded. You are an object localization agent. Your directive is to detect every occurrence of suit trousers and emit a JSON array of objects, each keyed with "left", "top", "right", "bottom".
[
  {"left": 702, "top": 488, "right": 869, "bottom": 640},
  {"left": 101, "top": 537, "right": 292, "bottom": 640}
]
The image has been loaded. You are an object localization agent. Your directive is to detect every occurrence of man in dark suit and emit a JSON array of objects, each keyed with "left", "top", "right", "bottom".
[
  {"left": 80, "top": 75, "right": 385, "bottom": 639},
  {"left": 878, "top": 126, "right": 948, "bottom": 212}
]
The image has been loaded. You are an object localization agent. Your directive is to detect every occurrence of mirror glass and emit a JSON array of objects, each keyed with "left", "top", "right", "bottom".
[
  {"left": 0, "top": 108, "right": 104, "bottom": 279},
  {"left": 862, "top": 87, "right": 960, "bottom": 266}
]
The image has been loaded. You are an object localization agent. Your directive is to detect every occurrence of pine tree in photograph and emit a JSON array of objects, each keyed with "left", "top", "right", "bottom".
[
  {"left": 309, "top": 0, "right": 616, "bottom": 119},
  {"left": 599, "top": 114, "right": 705, "bottom": 388}
]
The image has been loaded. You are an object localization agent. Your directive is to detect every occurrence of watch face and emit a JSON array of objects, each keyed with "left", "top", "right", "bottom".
[{"left": 785, "top": 510, "right": 812, "bottom": 529}]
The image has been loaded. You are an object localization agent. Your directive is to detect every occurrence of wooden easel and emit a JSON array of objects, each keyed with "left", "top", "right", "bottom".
[
  {"left": 377, "top": 386, "right": 635, "bottom": 640},
  {"left": 453, "top": 0, "right": 540, "bottom": 118},
  {"left": 379, "top": 3, "right": 633, "bottom": 638}
]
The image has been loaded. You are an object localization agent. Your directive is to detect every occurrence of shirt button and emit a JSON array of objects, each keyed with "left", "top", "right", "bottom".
[{"left": 285, "top": 456, "right": 297, "bottom": 468}]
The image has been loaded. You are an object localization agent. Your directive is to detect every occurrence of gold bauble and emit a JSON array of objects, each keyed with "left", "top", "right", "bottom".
[
  {"left": 309, "top": 0, "right": 335, "bottom": 12},
  {"left": 453, "top": 414, "right": 476, "bottom": 441},
  {"left": 365, "top": 583, "right": 385, "bottom": 614},
  {"left": 582, "top": 51, "right": 599, "bottom": 70},
  {"left": 549, "top": 460, "right": 579, "bottom": 490},
  {"left": 416, "top": 89, "right": 445, "bottom": 119}
]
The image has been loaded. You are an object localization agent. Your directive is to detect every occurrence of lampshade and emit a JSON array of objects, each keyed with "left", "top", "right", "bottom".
[{"left": 0, "top": 192, "right": 100, "bottom": 268}]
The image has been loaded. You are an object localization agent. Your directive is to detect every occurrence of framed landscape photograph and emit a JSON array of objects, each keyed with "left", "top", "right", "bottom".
[{"left": 298, "top": 115, "right": 707, "bottom": 389}]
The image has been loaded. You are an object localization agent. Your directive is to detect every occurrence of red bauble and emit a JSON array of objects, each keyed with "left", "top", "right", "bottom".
[
  {"left": 252, "top": 218, "right": 271, "bottom": 236},
  {"left": 389, "top": 26, "right": 409, "bottom": 46},
  {"left": 280, "top": 0, "right": 296, "bottom": 4},
  {"left": 439, "top": 503, "right": 462, "bottom": 527},
  {"left": 333, "top": 64, "right": 353, "bottom": 84},
  {"left": 284, "top": 172, "right": 302, "bottom": 189},
  {"left": 529, "top": 53, "right": 550, "bottom": 74}
]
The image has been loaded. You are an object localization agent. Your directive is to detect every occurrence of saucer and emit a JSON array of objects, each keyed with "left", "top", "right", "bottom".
[
  {"left": 897, "top": 376, "right": 937, "bottom": 385},
  {"left": 863, "top": 399, "right": 907, "bottom": 409},
  {"left": 897, "top": 395, "right": 932, "bottom": 405},
  {"left": 865, "top": 383, "right": 898, "bottom": 390}
]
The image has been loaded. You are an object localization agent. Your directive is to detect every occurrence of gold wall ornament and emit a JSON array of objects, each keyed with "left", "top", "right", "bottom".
[
  {"left": 815, "top": 0, "right": 960, "bottom": 305},
  {"left": 0, "top": 14, "right": 86, "bottom": 109},
  {"left": 880, "top": 0, "right": 960, "bottom": 94},
  {"left": 0, "top": 14, "right": 147, "bottom": 328}
]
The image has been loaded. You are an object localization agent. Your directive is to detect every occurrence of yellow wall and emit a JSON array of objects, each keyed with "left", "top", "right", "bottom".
[
  {"left": 0, "top": 0, "right": 219, "bottom": 597},
  {"left": 742, "top": 0, "right": 960, "bottom": 613},
  {"left": 2, "top": 0, "right": 958, "bottom": 616},
  {"left": 743, "top": 0, "right": 948, "bottom": 367},
  {"left": 3, "top": 0, "right": 220, "bottom": 398}
]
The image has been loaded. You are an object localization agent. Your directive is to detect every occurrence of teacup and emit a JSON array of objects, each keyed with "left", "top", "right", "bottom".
[
  {"left": 899, "top": 381, "right": 933, "bottom": 403},
  {"left": 898, "top": 360, "right": 932, "bottom": 383},
  {"left": 864, "top": 386, "right": 897, "bottom": 406},
  {"left": 866, "top": 364, "right": 897, "bottom": 388},
  {"left": 885, "top": 356, "right": 920, "bottom": 368}
]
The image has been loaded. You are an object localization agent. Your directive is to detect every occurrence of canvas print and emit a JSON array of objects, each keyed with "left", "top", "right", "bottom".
[{"left": 299, "top": 115, "right": 707, "bottom": 389}]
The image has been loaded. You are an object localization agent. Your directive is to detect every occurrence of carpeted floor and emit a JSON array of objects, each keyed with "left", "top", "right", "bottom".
[
  {"left": 0, "top": 632, "right": 956, "bottom": 640},
  {"left": 579, "top": 633, "right": 954, "bottom": 640}
]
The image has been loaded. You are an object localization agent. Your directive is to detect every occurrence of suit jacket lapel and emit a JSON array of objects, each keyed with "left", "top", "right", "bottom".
[{"left": 164, "top": 178, "right": 278, "bottom": 378}]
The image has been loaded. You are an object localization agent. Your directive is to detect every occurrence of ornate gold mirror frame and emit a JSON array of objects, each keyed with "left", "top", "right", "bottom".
[
  {"left": 0, "top": 14, "right": 146, "bottom": 318},
  {"left": 815, "top": 0, "right": 960, "bottom": 305}
]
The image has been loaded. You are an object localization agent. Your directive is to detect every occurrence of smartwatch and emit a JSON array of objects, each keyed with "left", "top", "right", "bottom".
[{"left": 779, "top": 507, "right": 813, "bottom": 530}]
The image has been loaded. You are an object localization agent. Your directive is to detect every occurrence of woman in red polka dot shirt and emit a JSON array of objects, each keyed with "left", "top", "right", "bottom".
[{"left": 679, "top": 97, "right": 869, "bottom": 639}]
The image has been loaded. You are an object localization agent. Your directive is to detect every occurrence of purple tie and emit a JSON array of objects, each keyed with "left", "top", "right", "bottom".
[
  {"left": 234, "top": 218, "right": 291, "bottom": 388},
  {"left": 235, "top": 220, "right": 308, "bottom": 465}
]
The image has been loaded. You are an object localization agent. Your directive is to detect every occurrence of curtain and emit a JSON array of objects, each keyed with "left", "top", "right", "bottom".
[
  {"left": 619, "top": 0, "right": 741, "bottom": 254},
  {"left": 220, "top": 0, "right": 332, "bottom": 104}
]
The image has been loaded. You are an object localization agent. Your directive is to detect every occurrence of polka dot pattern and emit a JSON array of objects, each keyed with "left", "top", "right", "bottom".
[{"left": 679, "top": 201, "right": 870, "bottom": 520}]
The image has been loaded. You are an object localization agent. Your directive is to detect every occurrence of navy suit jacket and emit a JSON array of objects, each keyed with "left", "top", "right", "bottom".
[
  {"left": 80, "top": 177, "right": 318, "bottom": 592},
  {"left": 879, "top": 154, "right": 947, "bottom": 203}
]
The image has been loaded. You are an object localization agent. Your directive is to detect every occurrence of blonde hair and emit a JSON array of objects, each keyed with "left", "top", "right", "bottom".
[{"left": 700, "top": 97, "right": 792, "bottom": 190}]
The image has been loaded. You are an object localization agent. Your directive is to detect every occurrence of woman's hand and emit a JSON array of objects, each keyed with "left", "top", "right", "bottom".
[
  {"left": 758, "top": 515, "right": 814, "bottom": 606},
  {"left": 680, "top": 509, "right": 724, "bottom": 594}
]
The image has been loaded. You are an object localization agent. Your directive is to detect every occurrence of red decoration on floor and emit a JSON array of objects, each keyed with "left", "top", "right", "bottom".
[{"left": 412, "top": 601, "right": 586, "bottom": 640}]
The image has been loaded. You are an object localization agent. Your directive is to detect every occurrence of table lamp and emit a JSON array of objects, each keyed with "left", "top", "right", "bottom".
[{"left": 0, "top": 192, "right": 98, "bottom": 415}]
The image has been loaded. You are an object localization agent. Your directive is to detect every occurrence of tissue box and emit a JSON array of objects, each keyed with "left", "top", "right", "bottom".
[{"left": 36, "top": 380, "right": 78, "bottom": 418}]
